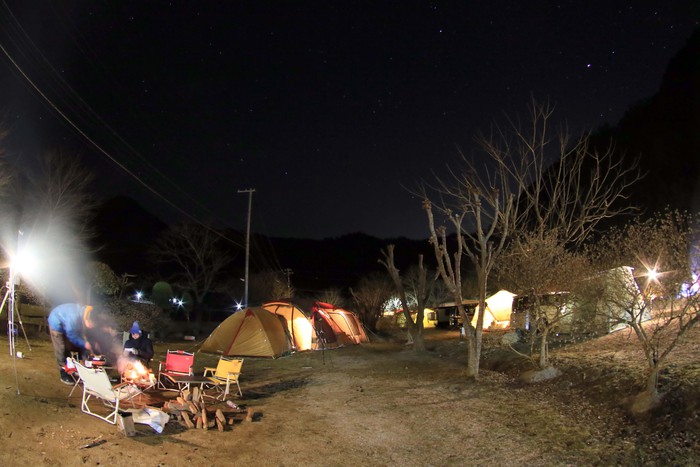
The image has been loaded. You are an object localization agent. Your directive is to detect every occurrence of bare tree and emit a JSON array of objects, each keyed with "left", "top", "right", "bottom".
[
  {"left": 593, "top": 210, "right": 700, "bottom": 412},
  {"left": 424, "top": 99, "right": 640, "bottom": 379},
  {"left": 150, "top": 223, "right": 233, "bottom": 333},
  {"left": 497, "top": 233, "right": 592, "bottom": 368},
  {"left": 248, "top": 269, "right": 292, "bottom": 303},
  {"left": 423, "top": 148, "right": 515, "bottom": 379},
  {"left": 28, "top": 150, "right": 97, "bottom": 243},
  {"left": 404, "top": 263, "right": 448, "bottom": 308},
  {"left": 497, "top": 101, "right": 639, "bottom": 371},
  {"left": 8, "top": 150, "right": 99, "bottom": 304},
  {"left": 316, "top": 287, "right": 346, "bottom": 308},
  {"left": 380, "top": 245, "right": 438, "bottom": 352},
  {"left": 350, "top": 272, "right": 394, "bottom": 333},
  {"left": 0, "top": 123, "right": 14, "bottom": 201}
]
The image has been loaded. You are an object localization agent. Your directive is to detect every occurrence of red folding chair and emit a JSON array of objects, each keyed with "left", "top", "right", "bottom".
[
  {"left": 65, "top": 363, "right": 81, "bottom": 397},
  {"left": 157, "top": 350, "right": 194, "bottom": 390}
]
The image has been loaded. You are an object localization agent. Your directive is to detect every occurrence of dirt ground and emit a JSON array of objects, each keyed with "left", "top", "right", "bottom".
[{"left": 0, "top": 325, "right": 698, "bottom": 467}]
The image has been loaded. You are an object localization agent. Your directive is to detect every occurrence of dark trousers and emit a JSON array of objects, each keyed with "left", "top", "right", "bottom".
[{"left": 49, "top": 329, "right": 86, "bottom": 369}]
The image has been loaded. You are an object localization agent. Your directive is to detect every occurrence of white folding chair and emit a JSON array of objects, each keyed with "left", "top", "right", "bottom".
[{"left": 74, "top": 360, "right": 141, "bottom": 424}]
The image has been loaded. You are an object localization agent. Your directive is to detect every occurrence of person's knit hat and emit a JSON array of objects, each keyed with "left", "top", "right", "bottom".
[{"left": 130, "top": 321, "right": 141, "bottom": 334}]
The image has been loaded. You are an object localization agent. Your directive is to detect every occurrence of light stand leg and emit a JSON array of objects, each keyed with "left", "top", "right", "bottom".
[
  {"left": 0, "top": 288, "right": 10, "bottom": 318},
  {"left": 12, "top": 304, "right": 32, "bottom": 352},
  {"left": 8, "top": 276, "right": 16, "bottom": 357},
  {"left": 0, "top": 287, "right": 12, "bottom": 356},
  {"left": 1, "top": 286, "right": 32, "bottom": 352},
  {"left": 5, "top": 267, "right": 31, "bottom": 356}
]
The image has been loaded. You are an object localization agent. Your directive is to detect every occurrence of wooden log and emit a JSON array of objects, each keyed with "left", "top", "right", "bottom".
[
  {"left": 181, "top": 389, "right": 191, "bottom": 401},
  {"left": 192, "top": 386, "right": 200, "bottom": 402},
  {"left": 215, "top": 409, "right": 226, "bottom": 424},
  {"left": 164, "top": 408, "right": 183, "bottom": 418},
  {"left": 245, "top": 408, "right": 254, "bottom": 422},
  {"left": 188, "top": 401, "right": 199, "bottom": 414},
  {"left": 202, "top": 408, "right": 208, "bottom": 431},
  {"left": 227, "top": 417, "right": 234, "bottom": 426},
  {"left": 195, "top": 416, "right": 203, "bottom": 429},
  {"left": 216, "top": 418, "right": 225, "bottom": 432},
  {"left": 181, "top": 411, "right": 195, "bottom": 429},
  {"left": 167, "top": 401, "right": 190, "bottom": 412},
  {"left": 208, "top": 420, "right": 216, "bottom": 429}
]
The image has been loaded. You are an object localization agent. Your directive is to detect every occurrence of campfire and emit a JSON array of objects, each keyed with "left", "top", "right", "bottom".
[{"left": 122, "top": 360, "right": 156, "bottom": 387}]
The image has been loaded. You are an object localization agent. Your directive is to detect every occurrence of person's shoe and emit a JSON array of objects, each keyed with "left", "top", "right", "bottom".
[
  {"left": 60, "top": 375, "right": 75, "bottom": 385},
  {"left": 60, "top": 370, "right": 75, "bottom": 385}
]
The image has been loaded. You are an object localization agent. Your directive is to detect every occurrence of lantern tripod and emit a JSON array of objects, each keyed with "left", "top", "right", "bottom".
[{"left": 0, "top": 274, "right": 32, "bottom": 357}]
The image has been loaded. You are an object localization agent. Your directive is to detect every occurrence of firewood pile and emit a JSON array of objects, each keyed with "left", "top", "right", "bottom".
[{"left": 162, "top": 387, "right": 255, "bottom": 432}]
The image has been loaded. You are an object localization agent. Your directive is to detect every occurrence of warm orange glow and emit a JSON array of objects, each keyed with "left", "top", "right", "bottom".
[
  {"left": 472, "top": 290, "right": 515, "bottom": 330},
  {"left": 122, "top": 360, "right": 155, "bottom": 384}
]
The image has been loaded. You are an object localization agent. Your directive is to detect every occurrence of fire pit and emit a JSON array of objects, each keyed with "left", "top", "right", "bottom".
[{"left": 122, "top": 360, "right": 157, "bottom": 389}]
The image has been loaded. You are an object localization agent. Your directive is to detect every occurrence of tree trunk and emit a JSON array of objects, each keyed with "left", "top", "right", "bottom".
[
  {"left": 645, "top": 365, "right": 660, "bottom": 397},
  {"left": 463, "top": 323, "right": 478, "bottom": 378},
  {"left": 466, "top": 271, "right": 487, "bottom": 380},
  {"left": 411, "top": 330, "right": 426, "bottom": 352},
  {"left": 631, "top": 367, "right": 662, "bottom": 414},
  {"left": 538, "top": 327, "right": 549, "bottom": 369}
]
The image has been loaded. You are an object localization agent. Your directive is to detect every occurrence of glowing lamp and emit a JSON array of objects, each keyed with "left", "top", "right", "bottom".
[
  {"left": 647, "top": 268, "right": 658, "bottom": 281},
  {"left": 11, "top": 249, "right": 37, "bottom": 278}
]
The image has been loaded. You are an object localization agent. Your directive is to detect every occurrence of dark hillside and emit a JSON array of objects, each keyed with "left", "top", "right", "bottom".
[
  {"left": 90, "top": 197, "right": 433, "bottom": 293},
  {"left": 592, "top": 26, "right": 700, "bottom": 217},
  {"left": 89, "top": 195, "right": 167, "bottom": 276}
]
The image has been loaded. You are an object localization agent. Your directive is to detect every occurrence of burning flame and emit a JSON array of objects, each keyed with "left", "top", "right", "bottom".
[{"left": 122, "top": 360, "right": 155, "bottom": 384}]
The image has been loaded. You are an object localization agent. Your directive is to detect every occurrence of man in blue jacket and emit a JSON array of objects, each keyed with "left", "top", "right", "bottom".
[{"left": 48, "top": 303, "right": 100, "bottom": 385}]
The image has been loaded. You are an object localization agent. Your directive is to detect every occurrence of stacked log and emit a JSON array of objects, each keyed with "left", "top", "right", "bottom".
[{"left": 162, "top": 391, "right": 255, "bottom": 431}]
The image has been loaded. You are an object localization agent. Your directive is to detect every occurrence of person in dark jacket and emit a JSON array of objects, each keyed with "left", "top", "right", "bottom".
[
  {"left": 48, "top": 303, "right": 98, "bottom": 385},
  {"left": 123, "top": 321, "right": 154, "bottom": 368}
]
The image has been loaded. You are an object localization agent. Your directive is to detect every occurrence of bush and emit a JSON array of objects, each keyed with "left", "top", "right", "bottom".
[{"left": 104, "top": 299, "right": 169, "bottom": 338}]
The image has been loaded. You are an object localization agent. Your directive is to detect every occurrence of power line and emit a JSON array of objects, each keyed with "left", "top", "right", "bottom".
[{"left": 0, "top": 4, "right": 245, "bottom": 249}]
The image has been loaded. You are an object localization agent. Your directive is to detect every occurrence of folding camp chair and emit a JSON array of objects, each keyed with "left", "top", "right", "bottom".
[
  {"left": 64, "top": 359, "right": 81, "bottom": 397},
  {"left": 73, "top": 360, "right": 141, "bottom": 424},
  {"left": 157, "top": 350, "right": 195, "bottom": 390},
  {"left": 202, "top": 357, "right": 243, "bottom": 400}
]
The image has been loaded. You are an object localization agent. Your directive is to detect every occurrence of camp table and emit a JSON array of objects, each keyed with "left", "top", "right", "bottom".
[{"left": 165, "top": 373, "right": 216, "bottom": 402}]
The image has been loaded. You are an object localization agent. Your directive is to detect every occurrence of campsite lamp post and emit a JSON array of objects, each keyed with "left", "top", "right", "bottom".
[
  {"left": 647, "top": 268, "right": 658, "bottom": 282},
  {"left": 644, "top": 267, "right": 660, "bottom": 313}
]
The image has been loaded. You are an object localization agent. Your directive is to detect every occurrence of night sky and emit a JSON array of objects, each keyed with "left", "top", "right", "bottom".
[{"left": 0, "top": 2, "right": 698, "bottom": 240}]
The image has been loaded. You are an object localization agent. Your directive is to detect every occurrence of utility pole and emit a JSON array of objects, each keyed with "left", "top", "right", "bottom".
[{"left": 238, "top": 188, "right": 255, "bottom": 307}]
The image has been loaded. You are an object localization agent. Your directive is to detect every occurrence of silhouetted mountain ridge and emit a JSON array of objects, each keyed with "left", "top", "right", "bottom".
[
  {"left": 90, "top": 197, "right": 432, "bottom": 292},
  {"left": 591, "top": 26, "right": 700, "bottom": 217}
]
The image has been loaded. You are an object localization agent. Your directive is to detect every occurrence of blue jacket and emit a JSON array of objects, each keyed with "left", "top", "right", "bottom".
[{"left": 48, "top": 303, "right": 89, "bottom": 349}]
